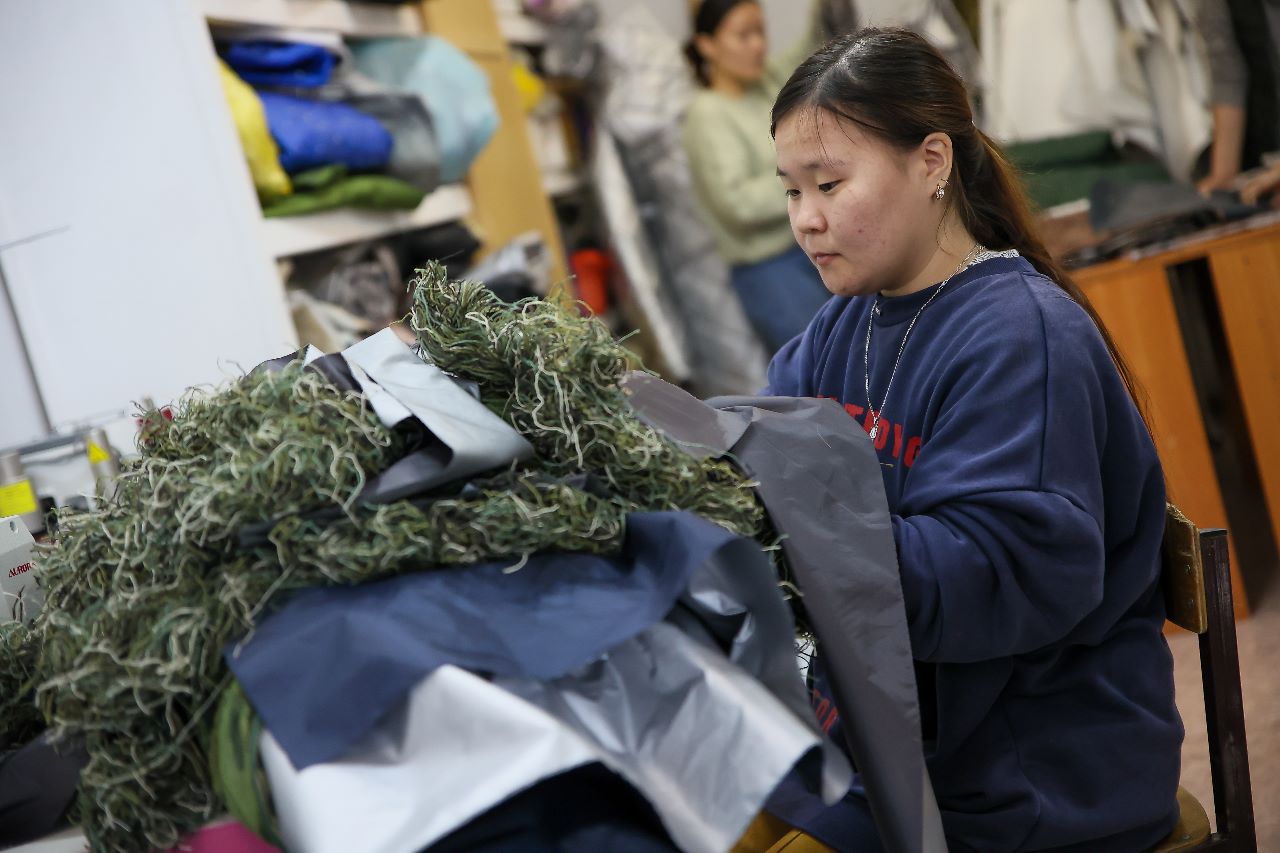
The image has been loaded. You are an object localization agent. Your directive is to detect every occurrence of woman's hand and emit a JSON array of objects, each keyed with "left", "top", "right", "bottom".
[
  {"left": 1197, "top": 170, "right": 1239, "bottom": 195},
  {"left": 1239, "top": 161, "right": 1280, "bottom": 207}
]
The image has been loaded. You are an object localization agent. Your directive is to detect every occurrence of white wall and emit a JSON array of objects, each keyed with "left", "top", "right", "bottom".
[
  {"left": 0, "top": 1, "right": 296, "bottom": 448},
  {"left": 0, "top": 267, "right": 48, "bottom": 449}
]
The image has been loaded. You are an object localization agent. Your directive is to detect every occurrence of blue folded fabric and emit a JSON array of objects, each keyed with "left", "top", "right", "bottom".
[
  {"left": 256, "top": 92, "right": 392, "bottom": 175},
  {"left": 226, "top": 511, "right": 745, "bottom": 769},
  {"left": 222, "top": 41, "right": 338, "bottom": 89}
]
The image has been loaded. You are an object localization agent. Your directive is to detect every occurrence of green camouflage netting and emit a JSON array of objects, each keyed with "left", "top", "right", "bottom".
[{"left": 0, "top": 263, "right": 765, "bottom": 851}]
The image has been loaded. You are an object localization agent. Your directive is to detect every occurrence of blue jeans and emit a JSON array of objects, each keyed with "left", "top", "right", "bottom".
[{"left": 730, "top": 245, "right": 831, "bottom": 354}]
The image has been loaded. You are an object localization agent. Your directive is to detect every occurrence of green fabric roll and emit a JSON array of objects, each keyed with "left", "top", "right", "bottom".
[
  {"left": 263, "top": 164, "right": 425, "bottom": 217},
  {"left": 1019, "top": 162, "right": 1172, "bottom": 210},
  {"left": 1003, "top": 132, "right": 1172, "bottom": 210},
  {"left": 1004, "top": 131, "right": 1114, "bottom": 172},
  {"left": 208, "top": 681, "right": 281, "bottom": 848}
]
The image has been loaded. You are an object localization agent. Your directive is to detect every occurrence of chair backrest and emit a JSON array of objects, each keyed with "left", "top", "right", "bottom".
[
  {"left": 1159, "top": 506, "right": 1257, "bottom": 852},
  {"left": 1163, "top": 504, "right": 1209, "bottom": 633}
]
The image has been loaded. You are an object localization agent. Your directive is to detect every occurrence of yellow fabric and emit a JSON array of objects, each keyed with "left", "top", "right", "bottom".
[
  {"left": 511, "top": 62, "right": 547, "bottom": 114},
  {"left": 732, "top": 811, "right": 837, "bottom": 853},
  {"left": 217, "top": 59, "right": 292, "bottom": 202}
]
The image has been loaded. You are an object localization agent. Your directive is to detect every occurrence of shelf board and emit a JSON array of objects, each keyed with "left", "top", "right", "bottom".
[
  {"left": 542, "top": 167, "right": 582, "bottom": 198},
  {"left": 498, "top": 11, "right": 547, "bottom": 46},
  {"left": 261, "top": 183, "right": 473, "bottom": 257},
  {"left": 199, "top": 0, "right": 422, "bottom": 37}
]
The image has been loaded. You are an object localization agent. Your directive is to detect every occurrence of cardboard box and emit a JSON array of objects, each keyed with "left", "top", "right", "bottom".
[{"left": 0, "top": 515, "right": 42, "bottom": 623}]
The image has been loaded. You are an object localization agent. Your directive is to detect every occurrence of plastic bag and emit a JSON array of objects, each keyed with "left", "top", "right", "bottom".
[{"left": 352, "top": 36, "right": 499, "bottom": 183}]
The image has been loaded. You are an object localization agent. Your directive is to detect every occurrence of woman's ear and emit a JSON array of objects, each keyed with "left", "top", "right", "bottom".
[
  {"left": 919, "top": 132, "right": 954, "bottom": 186},
  {"left": 694, "top": 32, "right": 718, "bottom": 65}
]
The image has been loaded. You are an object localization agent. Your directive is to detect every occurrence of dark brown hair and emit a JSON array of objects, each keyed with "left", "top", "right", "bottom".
[
  {"left": 771, "top": 28, "right": 1148, "bottom": 418},
  {"left": 685, "top": 0, "right": 757, "bottom": 86}
]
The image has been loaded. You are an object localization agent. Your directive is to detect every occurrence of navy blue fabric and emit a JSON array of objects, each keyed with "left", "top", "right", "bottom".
[
  {"left": 226, "top": 511, "right": 743, "bottom": 769},
  {"left": 0, "top": 733, "right": 87, "bottom": 847},
  {"left": 222, "top": 41, "right": 337, "bottom": 89},
  {"left": 256, "top": 92, "right": 392, "bottom": 175},
  {"left": 767, "top": 755, "right": 887, "bottom": 853},
  {"left": 427, "top": 763, "right": 677, "bottom": 853},
  {"left": 730, "top": 245, "right": 831, "bottom": 355},
  {"left": 764, "top": 257, "right": 1182, "bottom": 852}
]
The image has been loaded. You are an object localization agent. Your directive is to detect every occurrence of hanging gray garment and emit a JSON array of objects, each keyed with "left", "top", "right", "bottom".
[
  {"left": 622, "top": 373, "right": 948, "bottom": 853},
  {"left": 1116, "top": 0, "right": 1211, "bottom": 182},
  {"left": 590, "top": 131, "right": 693, "bottom": 383},
  {"left": 537, "top": 2, "right": 602, "bottom": 81},
  {"left": 593, "top": 5, "right": 771, "bottom": 397}
]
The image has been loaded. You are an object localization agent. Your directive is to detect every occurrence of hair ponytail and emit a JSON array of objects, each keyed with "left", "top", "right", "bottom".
[
  {"left": 954, "top": 130, "right": 1148, "bottom": 419},
  {"left": 771, "top": 29, "right": 1149, "bottom": 422}
]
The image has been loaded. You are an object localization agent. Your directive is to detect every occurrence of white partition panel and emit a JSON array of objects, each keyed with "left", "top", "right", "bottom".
[{"left": 0, "top": 1, "right": 295, "bottom": 429}]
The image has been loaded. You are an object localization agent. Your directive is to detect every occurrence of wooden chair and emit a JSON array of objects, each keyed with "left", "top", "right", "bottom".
[{"left": 1152, "top": 506, "right": 1256, "bottom": 852}]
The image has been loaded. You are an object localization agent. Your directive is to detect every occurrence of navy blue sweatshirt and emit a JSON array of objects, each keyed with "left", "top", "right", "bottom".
[{"left": 765, "top": 256, "right": 1182, "bottom": 852}]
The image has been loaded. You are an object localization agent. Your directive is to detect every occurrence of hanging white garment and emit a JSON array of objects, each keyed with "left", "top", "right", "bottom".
[
  {"left": 981, "top": 0, "right": 1209, "bottom": 180},
  {"left": 980, "top": 0, "right": 1115, "bottom": 140},
  {"left": 1116, "top": 0, "right": 1212, "bottom": 181},
  {"left": 1064, "top": 0, "right": 1159, "bottom": 150}
]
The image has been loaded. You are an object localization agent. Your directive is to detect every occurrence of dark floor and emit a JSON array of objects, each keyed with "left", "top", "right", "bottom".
[{"left": 1169, "top": 584, "right": 1278, "bottom": 849}]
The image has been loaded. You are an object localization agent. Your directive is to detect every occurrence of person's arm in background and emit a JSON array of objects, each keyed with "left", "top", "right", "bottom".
[
  {"left": 1198, "top": 0, "right": 1249, "bottom": 193},
  {"left": 1239, "top": 158, "right": 1280, "bottom": 205},
  {"left": 682, "top": 101, "right": 790, "bottom": 233}
]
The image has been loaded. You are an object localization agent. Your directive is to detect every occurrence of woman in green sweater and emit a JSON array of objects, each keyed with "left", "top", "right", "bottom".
[{"left": 683, "top": 0, "right": 831, "bottom": 354}]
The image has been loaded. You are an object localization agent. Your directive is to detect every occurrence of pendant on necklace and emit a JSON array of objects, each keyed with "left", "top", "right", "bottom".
[{"left": 869, "top": 424, "right": 879, "bottom": 441}]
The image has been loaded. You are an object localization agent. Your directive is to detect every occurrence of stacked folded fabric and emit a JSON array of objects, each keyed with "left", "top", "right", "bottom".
[{"left": 215, "top": 32, "right": 498, "bottom": 217}]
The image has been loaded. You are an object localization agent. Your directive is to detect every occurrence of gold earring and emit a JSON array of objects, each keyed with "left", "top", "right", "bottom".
[{"left": 934, "top": 181, "right": 947, "bottom": 200}]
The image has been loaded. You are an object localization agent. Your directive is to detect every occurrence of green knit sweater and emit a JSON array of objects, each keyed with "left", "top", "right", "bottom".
[{"left": 682, "top": 9, "right": 823, "bottom": 266}]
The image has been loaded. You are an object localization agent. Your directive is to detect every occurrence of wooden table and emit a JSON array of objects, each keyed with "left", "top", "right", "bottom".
[{"left": 1071, "top": 213, "right": 1280, "bottom": 619}]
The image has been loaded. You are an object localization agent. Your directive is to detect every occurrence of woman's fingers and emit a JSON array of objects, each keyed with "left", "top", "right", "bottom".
[{"left": 1239, "top": 164, "right": 1280, "bottom": 206}]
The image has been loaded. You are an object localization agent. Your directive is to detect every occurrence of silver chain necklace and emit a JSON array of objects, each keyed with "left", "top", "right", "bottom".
[{"left": 863, "top": 243, "right": 984, "bottom": 442}]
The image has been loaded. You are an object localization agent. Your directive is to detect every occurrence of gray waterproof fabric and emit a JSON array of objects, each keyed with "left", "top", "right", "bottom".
[
  {"left": 508, "top": 507, "right": 855, "bottom": 853},
  {"left": 340, "top": 330, "right": 533, "bottom": 490},
  {"left": 343, "top": 93, "right": 442, "bottom": 194},
  {"left": 259, "top": 523, "right": 852, "bottom": 853},
  {"left": 623, "top": 373, "right": 947, "bottom": 853}
]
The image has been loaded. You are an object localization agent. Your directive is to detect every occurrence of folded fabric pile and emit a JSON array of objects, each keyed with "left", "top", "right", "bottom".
[
  {"left": 216, "top": 32, "right": 497, "bottom": 215},
  {"left": 0, "top": 264, "right": 835, "bottom": 851}
]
